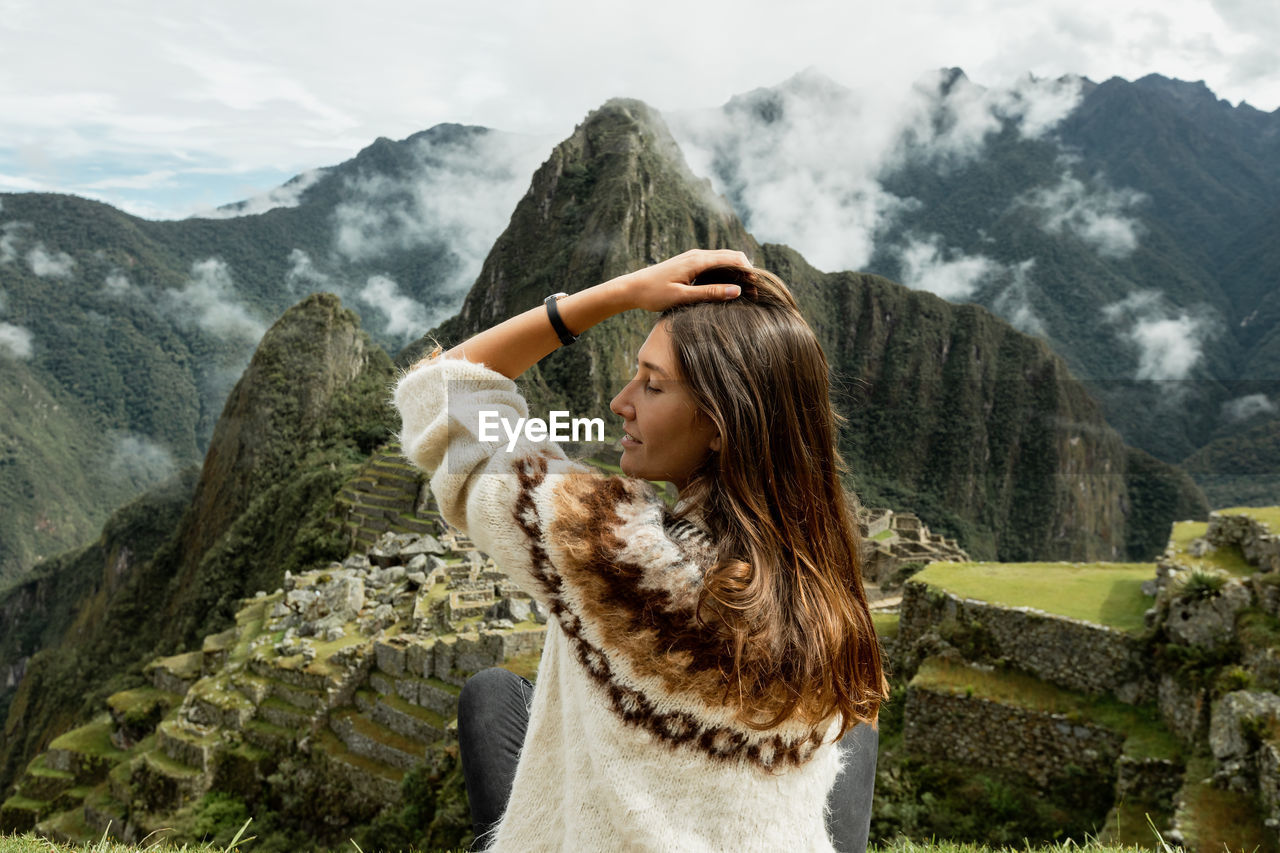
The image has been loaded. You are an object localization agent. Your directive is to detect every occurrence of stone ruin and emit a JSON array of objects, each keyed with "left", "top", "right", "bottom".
[
  {"left": 858, "top": 506, "right": 969, "bottom": 589},
  {"left": 889, "top": 507, "right": 1280, "bottom": 849},
  {"left": 0, "top": 524, "right": 549, "bottom": 844}
]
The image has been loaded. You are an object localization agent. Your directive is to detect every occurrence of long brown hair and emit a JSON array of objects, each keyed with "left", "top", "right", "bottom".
[{"left": 661, "top": 265, "right": 890, "bottom": 742}]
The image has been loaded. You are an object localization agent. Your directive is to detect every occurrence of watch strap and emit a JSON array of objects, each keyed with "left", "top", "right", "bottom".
[{"left": 545, "top": 292, "right": 578, "bottom": 345}]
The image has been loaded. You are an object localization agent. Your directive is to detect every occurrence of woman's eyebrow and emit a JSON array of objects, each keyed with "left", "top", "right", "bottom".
[{"left": 637, "top": 359, "right": 668, "bottom": 377}]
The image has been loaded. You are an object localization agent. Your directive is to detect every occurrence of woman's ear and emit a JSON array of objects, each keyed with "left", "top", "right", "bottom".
[{"left": 710, "top": 432, "right": 722, "bottom": 452}]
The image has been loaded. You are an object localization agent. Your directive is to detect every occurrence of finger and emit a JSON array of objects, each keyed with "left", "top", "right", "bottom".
[{"left": 681, "top": 283, "right": 740, "bottom": 302}]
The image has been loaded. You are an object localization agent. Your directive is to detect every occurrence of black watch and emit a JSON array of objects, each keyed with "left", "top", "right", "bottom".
[{"left": 545, "top": 292, "right": 578, "bottom": 346}]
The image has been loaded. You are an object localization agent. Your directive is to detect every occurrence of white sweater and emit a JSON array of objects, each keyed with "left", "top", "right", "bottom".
[{"left": 393, "top": 354, "right": 853, "bottom": 853}]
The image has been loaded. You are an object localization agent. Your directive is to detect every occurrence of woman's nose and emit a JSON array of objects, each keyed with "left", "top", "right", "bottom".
[{"left": 610, "top": 383, "right": 634, "bottom": 418}]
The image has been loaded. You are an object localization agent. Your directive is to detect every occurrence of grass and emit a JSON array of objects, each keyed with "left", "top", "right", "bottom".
[
  {"left": 312, "top": 728, "right": 404, "bottom": 785},
  {"left": 495, "top": 651, "right": 540, "bottom": 682},
  {"left": 0, "top": 830, "right": 1206, "bottom": 853},
  {"left": 105, "top": 687, "right": 177, "bottom": 718},
  {"left": 911, "top": 562, "right": 1155, "bottom": 634},
  {"left": 48, "top": 717, "right": 127, "bottom": 762},
  {"left": 873, "top": 611, "right": 901, "bottom": 639},
  {"left": 871, "top": 528, "right": 897, "bottom": 541},
  {"left": 374, "top": 691, "right": 447, "bottom": 731},
  {"left": 912, "top": 657, "right": 1182, "bottom": 762},
  {"left": 145, "top": 652, "right": 203, "bottom": 682},
  {"left": 1175, "top": 753, "right": 1279, "bottom": 853},
  {"left": 1166, "top": 521, "right": 1256, "bottom": 578}
]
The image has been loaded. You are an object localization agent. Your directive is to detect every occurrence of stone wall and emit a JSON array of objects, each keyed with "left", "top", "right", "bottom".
[
  {"left": 1207, "top": 512, "right": 1280, "bottom": 572},
  {"left": 898, "top": 580, "right": 1154, "bottom": 703},
  {"left": 902, "top": 682, "right": 1127, "bottom": 788}
]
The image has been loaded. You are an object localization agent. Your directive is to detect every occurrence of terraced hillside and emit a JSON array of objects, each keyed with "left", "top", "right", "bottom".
[
  {"left": 0, "top": 515, "right": 545, "bottom": 847},
  {"left": 882, "top": 507, "right": 1280, "bottom": 853}
]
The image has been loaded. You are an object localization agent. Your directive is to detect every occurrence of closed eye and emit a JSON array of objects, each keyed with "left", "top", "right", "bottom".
[{"left": 645, "top": 383, "right": 661, "bottom": 394}]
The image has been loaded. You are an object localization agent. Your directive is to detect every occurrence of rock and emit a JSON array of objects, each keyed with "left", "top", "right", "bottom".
[
  {"left": 487, "top": 596, "right": 532, "bottom": 624},
  {"left": 343, "top": 554, "right": 371, "bottom": 571},
  {"left": 406, "top": 571, "right": 428, "bottom": 589},
  {"left": 1188, "top": 538, "right": 1216, "bottom": 557},
  {"left": 488, "top": 619, "right": 515, "bottom": 631},
  {"left": 401, "top": 535, "right": 446, "bottom": 558},
  {"left": 377, "top": 566, "right": 406, "bottom": 588},
  {"left": 359, "top": 603, "right": 397, "bottom": 635},
  {"left": 1209, "top": 690, "right": 1280, "bottom": 762},
  {"left": 529, "top": 598, "right": 548, "bottom": 624},
  {"left": 1165, "top": 579, "right": 1253, "bottom": 650},
  {"left": 406, "top": 554, "right": 428, "bottom": 572}
]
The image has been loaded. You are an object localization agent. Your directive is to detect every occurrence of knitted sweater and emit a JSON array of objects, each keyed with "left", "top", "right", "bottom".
[{"left": 393, "top": 354, "right": 851, "bottom": 853}]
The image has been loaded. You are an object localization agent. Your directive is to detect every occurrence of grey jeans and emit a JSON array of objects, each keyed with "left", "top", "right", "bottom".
[{"left": 457, "top": 667, "right": 878, "bottom": 852}]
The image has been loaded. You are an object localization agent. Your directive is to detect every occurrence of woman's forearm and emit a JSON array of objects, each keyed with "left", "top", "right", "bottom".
[
  {"left": 427, "top": 274, "right": 636, "bottom": 380},
  {"left": 414, "top": 249, "right": 750, "bottom": 378}
]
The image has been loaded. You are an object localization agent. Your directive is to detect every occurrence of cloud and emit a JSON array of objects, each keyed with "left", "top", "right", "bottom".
[
  {"left": 1221, "top": 393, "right": 1276, "bottom": 422},
  {"left": 1, "top": 221, "right": 30, "bottom": 263},
  {"left": 332, "top": 129, "right": 549, "bottom": 294},
  {"left": 0, "top": 321, "right": 33, "bottom": 359},
  {"left": 107, "top": 431, "right": 176, "bottom": 486},
  {"left": 102, "top": 271, "right": 136, "bottom": 296},
  {"left": 896, "top": 233, "right": 1000, "bottom": 300},
  {"left": 190, "top": 167, "right": 328, "bottom": 219},
  {"left": 284, "top": 248, "right": 332, "bottom": 295},
  {"left": 1017, "top": 166, "right": 1146, "bottom": 258},
  {"left": 356, "top": 275, "right": 439, "bottom": 342},
  {"left": 26, "top": 243, "right": 76, "bottom": 278},
  {"left": 1101, "top": 290, "right": 1213, "bottom": 381},
  {"left": 990, "top": 259, "right": 1046, "bottom": 335},
  {"left": 160, "top": 258, "right": 266, "bottom": 343},
  {"left": 667, "top": 69, "right": 1083, "bottom": 273}
]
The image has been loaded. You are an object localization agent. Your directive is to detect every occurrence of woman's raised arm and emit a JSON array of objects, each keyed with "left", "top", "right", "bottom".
[{"left": 424, "top": 249, "right": 750, "bottom": 380}]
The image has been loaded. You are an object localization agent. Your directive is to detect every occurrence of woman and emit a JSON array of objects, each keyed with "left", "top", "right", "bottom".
[{"left": 392, "top": 249, "right": 890, "bottom": 853}]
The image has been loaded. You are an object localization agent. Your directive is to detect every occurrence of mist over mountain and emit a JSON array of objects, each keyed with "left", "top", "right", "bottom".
[
  {"left": 0, "top": 65, "right": 1264, "bottom": 592},
  {"left": 0, "top": 124, "right": 548, "bottom": 583},
  {"left": 666, "top": 67, "right": 1280, "bottom": 506}
]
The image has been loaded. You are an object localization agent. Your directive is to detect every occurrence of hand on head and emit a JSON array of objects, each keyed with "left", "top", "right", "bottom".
[{"left": 624, "top": 249, "right": 752, "bottom": 313}]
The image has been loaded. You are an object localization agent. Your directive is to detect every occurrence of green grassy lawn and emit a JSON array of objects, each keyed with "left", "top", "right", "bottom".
[
  {"left": 1167, "top": 521, "right": 1255, "bottom": 577},
  {"left": 911, "top": 562, "right": 1155, "bottom": 634},
  {"left": 47, "top": 716, "right": 127, "bottom": 762},
  {"left": 911, "top": 657, "right": 1181, "bottom": 762},
  {"left": 873, "top": 611, "right": 901, "bottom": 639}
]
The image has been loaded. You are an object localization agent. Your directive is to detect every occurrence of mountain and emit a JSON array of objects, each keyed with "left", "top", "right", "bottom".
[
  {"left": 665, "top": 68, "right": 1280, "bottom": 507},
  {"left": 408, "top": 98, "right": 1205, "bottom": 562},
  {"left": 0, "top": 97, "right": 1205, "bottom": 825},
  {"left": 0, "top": 293, "right": 397, "bottom": 789},
  {"left": 0, "top": 124, "right": 546, "bottom": 584}
]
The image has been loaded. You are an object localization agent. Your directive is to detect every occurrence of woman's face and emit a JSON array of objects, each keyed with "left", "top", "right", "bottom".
[{"left": 609, "top": 321, "right": 721, "bottom": 492}]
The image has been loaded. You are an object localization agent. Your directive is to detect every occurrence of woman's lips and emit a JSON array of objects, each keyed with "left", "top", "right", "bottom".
[{"left": 621, "top": 431, "right": 642, "bottom": 447}]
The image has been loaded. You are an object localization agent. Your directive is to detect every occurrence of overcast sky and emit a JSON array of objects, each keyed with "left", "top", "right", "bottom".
[{"left": 1, "top": 0, "right": 1275, "bottom": 219}]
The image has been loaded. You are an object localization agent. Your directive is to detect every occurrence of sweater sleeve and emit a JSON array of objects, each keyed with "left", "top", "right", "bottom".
[{"left": 391, "top": 353, "right": 662, "bottom": 609}]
